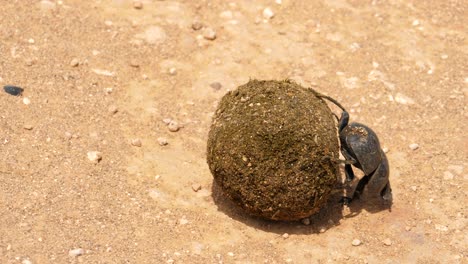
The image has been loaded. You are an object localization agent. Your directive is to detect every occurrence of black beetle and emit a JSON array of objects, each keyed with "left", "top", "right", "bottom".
[{"left": 317, "top": 94, "right": 392, "bottom": 205}]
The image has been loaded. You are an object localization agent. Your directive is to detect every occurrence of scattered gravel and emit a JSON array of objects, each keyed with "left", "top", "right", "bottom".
[
  {"left": 352, "top": 239, "right": 362, "bottom": 246},
  {"left": 131, "top": 138, "right": 142, "bottom": 147},
  {"left": 87, "top": 151, "right": 102, "bottom": 163},
  {"left": 69, "top": 248, "right": 85, "bottom": 257},
  {"left": 202, "top": 27, "right": 217, "bottom": 40},
  {"left": 409, "top": 143, "right": 419, "bottom": 150},
  {"left": 157, "top": 137, "right": 168, "bottom": 146}
]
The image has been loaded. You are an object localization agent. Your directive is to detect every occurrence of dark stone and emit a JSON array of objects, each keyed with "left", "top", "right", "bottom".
[{"left": 3, "top": 85, "right": 24, "bottom": 96}]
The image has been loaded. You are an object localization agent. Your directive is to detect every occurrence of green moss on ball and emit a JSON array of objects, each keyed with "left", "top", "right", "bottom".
[{"left": 207, "top": 80, "right": 339, "bottom": 221}]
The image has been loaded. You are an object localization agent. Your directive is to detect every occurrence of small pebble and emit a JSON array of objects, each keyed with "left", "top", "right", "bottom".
[
  {"left": 382, "top": 147, "right": 389, "bottom": 153},
  {"left": 87, "top": 151, "right": 102, "bottom": 163},
  {"left": 108, "top": 105, "right": 118, "bottom": 114},
  {"left": 210, "top": 82, "right": 222, "bottom": 91},
  {"left": 168, "top": 121, "right": 180, "bottom": 132},
  {"left": 131, "top": 138, "right": 142, "bottom": 147},
  {"left": 179, "top": 218, "right": 189, "bottom": 225},
  {"left": 202, "top": 27, "right": 217, "bottom": 40},
  {"left": 301, "top": 218, "right": 310, "bottom": 225},
  {"left": 69, "top": 248, "right": 85, "bottom": 257},
  {"left": 319, "top": 227, "right": 326, "bottom": 233},
  {"left": 263, "top": 7, "right": 275, "bottom": 19},
  {"left": 352, "top": 239, "right": 362, "bottom": 246},
  {"left": 409, "top": 143, "right": 419, "bottom": 150},
  {"left": 162, "top": 118, "right": 172, "bottom": 125},
  {"left": 3, "top": 85, "right": 24, "bottom": 96},
  {"left": 157, "top": 137, "right": 168, "bottom": 146},
  {"left": 191, "top": 21, "right": 203, "bottom": 30},
  {"left": 191, "top": 183, "right": 202, "bottom": 192},
  {"left": 23, "top": 124, "right": 33, "bottom": 130},
  {"left": 133, "top": 0, "right": 143, "bottom": 9},
  {"left": 104, "top": 87, "right": 113, "bottom": 94},
  {"left": 129, "top": 59, "right": 140, "bottom": 67},
  {"left": 382, "top": 238, "right": 392, "bottom": 246},
  {"left": 22, "top": 259, "right": 32, "bottom": 264},
  {"left": 227, "top": 252, "right": 234, "bottom": 257},
  {"left": 410, "top": 186, "right": 418, "bottom": 192},
  {"left": 70, "top": 58, "right": 79, "bottom": 67},
  {"left": 443, "top": 171, "right": 454, "bottom": 180},
  {"left": 23, "top": 97, "right": 31, "bottom": 105},
  {"left": 282, "top": 233, "right": 289, "bottom": 239},
  {"left": 447, "top": 165, "right": 463, "bottom": 175},
  {"left": 168, "top": 67, "right": 177, "bottom": 75}
]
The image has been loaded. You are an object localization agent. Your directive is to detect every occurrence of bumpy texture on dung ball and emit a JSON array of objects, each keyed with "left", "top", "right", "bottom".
[{"left": 207, "top": 80, "right": 339, "bottom": 221}]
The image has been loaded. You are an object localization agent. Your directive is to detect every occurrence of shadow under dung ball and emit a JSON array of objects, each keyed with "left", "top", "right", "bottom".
[{"left": 207, "top": 80, "right": 339, "bottom": 221}]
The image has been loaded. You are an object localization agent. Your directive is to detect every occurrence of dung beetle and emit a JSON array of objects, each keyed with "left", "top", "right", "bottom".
[{"left": 317, "top": 94, "right": 392, "bottom": 205}]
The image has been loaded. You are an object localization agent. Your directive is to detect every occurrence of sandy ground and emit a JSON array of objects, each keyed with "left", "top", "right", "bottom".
[{"left": 0, "top": 0, "right": 466, "bottom": 263}]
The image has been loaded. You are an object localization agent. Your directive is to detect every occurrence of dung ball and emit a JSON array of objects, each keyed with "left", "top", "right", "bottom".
[{"left": 207, "top": 80, "right": 339, "bottom": 221}]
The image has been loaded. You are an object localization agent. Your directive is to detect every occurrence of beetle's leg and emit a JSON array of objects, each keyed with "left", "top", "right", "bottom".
[
  {"left": 338, "top": 111, "right": 350, "bottom": 133},
  {"left": 364, "top": 152, "right": 392, "bottom": 202},
  {"left": 340, "top": 164, "right": 362, "bottom": 205}
]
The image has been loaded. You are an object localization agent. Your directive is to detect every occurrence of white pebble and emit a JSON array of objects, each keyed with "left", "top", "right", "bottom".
[
  {"left": 263, "top": 7, "right": 275, "bottom": 19},
  {"left": 410, "top": 186, "right": 418, "bottom": 192},
  {"left": 202, "top": 27, "right": 217, "bottom": 40},
  {"left": 282, "top": 233, "right": 289, "bottom": 239},
  {"left": 22, "top": 259, "right": 32, "bottom": 264},
  {"left": 108, "top": 105, "right": 118, "bottom": 114},
  {"left": 382, "top": 238, "right": 392, "bottom": 246},
  {"left": 227, "top": 252, "right": 234, "bottom": 257},
  {"left": 443, "top": 171, "right": 454, "bottom": 180},
  {"left": 409, "top": 143, "right": 419, "bottom": 150},
  {"left": 275, "top": 0, "right": 282, "bottom": 4},
  {"left": 412, "top": 19, "right": 420, "bottom": 26},
  {"left": 69, "top": 248, "right": 85, "bottom": 257},
  {"left": 382, "top": 147, "right": 389, "bottom": 153},
  {"left": 301, "top": 218, "right": 310, "bottom": 225},
  {"left": 28, "top": 38, "right": 35, "bottom": 44},
  {"left": 168, "top": 67, "right": 177, "bottom": 75},
  {"left": 23, "top": 97, "right": 31, "bottom": 105},
  {"left": 168, "top": 121, "right": 180, "bottom": 132},
  {"left": 219, "top": 11, "right": 233, "bottom": 19},
  {"left": 70, "top": 58, "right": 79, "bottom": 67},
  {"left": 133, "top": 0, "right": 143, "bottom": 9},
  {"left": 179, "top": 218, "right": 189, "bottom": 225},
  {"left": 395, "top": 93, "right": 415, "bottom": 105},
  {"left": 352, "top": 239, "right": 362, "bottom": 246},
  {"left": 87, "top": 151, "right": 102, "bottom": 163},
  {"left": 104, "top": 87, "right": 113, "bottom": 94},
  {"left": 191, "top": 183, "right": 202, "bottom": 192},
  {"left": 157, "top": 137, "right": 168, "bottom": 146},
  {"left": 435, "top": 224, "right": 448, "bottom": 232},
  {"left": 131, "top": 138, "right": 142, "bottom": 147},
  {"left": 447, "top": 165, "right": 463, "bottom": 175}
]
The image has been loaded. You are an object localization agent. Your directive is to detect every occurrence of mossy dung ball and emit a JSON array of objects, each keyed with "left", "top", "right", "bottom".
[{"left": 207, "top": 80, "right": 339, "bottom": 221}]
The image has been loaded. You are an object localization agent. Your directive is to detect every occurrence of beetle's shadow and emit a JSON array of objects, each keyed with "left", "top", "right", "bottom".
[
  {"left": 211, "top": 178, "right": 393, "bottom": 234},
  {"left": 211, "top": 178, "right": 346, "bottom": 235}
]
